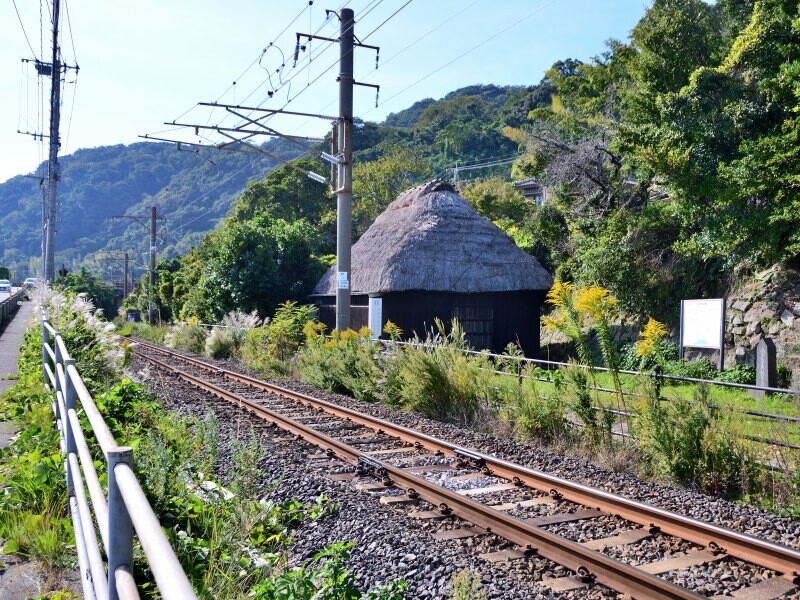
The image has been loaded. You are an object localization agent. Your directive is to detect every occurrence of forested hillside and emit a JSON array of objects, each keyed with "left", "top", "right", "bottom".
[{"left": 0, "top": 139, "right": 302, "bottom": 279}]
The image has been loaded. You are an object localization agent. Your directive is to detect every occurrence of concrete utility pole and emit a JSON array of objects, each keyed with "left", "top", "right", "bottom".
[
  {"left": 149, "top": 206, "right": 157, "bottom": 325},
  {"left": 44, "top": 0, "right": 62, "bottom": 285},
  {"left": 124, "top": 252, "right": 129, "bottom": 299},
  {"left": 335, "top": 8, "right": 355, "bottom": 332},
  {"left": 112, "top": 207, "right": 163, "bottom": 325}
]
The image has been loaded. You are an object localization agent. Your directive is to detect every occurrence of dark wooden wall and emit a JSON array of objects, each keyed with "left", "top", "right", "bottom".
[{"left": 314, "top": 290, "right": 544, "bottom": 356}]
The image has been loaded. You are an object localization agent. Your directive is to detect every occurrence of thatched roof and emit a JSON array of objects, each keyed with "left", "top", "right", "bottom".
[{"left": 312, "top": 179, "right": 553, "bottom": 296}]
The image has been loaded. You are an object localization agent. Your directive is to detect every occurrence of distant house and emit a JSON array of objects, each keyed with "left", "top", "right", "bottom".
[
  {"left": 311, "top": 180, "right": 553, "bottom": 355},
  {"left": 514, "top": 177, "right": 546, "bottom": 206}
]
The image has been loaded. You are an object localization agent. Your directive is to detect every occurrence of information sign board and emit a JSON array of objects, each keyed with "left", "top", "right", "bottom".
[{"left": 680, "top": 298, "right": 725, "bottom": 369}]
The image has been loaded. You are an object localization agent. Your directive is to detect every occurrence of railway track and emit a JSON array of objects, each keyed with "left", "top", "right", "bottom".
[{"left": 132, "top": 341, "right": 800, "bottom": 599}]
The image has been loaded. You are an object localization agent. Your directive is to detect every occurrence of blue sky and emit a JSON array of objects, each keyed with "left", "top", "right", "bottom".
[{"left": 0, "top": 0, "right": 652, "bottom": 183}]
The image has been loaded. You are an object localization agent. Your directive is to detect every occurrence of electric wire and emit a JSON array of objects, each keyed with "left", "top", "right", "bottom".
[
  {"left": 286, "top": 0, "right": 479, "bottom": 132},
  {"left": 362, "top": 0, "right": 560, "bottom": 118},
  {"left": 12, "top": 0, "right": 37, "bottom": 57},
  {"left": 170, "top": 1, "right": 315, "bottom": 125},
  {"left": 62, "top": 0, "right": 77, "bottom": 65},
  {"left": 361, "top": 0, "right": 411, "bottom": 42}
]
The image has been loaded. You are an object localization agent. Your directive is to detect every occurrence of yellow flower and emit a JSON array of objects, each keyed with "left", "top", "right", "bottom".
[
  {"left": 546, "top": 279, "right": 573, "bottom": 308},
  {"left": 574, "top": 285, "right": 617, "bottom": 322},
  {"left": 635, "top": 317, "right": 668, "bottom": 357}
]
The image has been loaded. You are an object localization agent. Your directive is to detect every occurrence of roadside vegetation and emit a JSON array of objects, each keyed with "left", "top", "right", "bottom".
[{"left": 1, "top": 291, "right": 406, "bottom": 598}]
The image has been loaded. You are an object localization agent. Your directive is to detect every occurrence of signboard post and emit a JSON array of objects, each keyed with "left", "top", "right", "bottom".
[
  {"left": 679, "top": 298, "right": 725, "bottom": 370},
  {"left": 368, "top": 296, "right": 383, "bottom": 341}
]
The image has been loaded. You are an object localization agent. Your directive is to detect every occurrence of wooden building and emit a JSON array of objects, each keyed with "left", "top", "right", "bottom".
[
  {"left": 311, "top": 180, "right": 553, "bottom": 355},
  {"left": 514, "top": 177, "right": 546, "bottom": 206}
]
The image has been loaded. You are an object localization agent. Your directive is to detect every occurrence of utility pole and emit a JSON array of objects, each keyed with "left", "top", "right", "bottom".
[
  {"left": 44, "top": 0, "right": 62, "bottom": 285},
  {"left": 112, "top": 207, "right": 163, "bottom": 325},
  {"left": 141, "top": 7, "right": 379, "bottom": 331},
  {"left": 124, "top": 252, "right": 129, "bottom": 299},
  {"left": 149, "top": 206, "right": 157, "bottom": 325},
  {"left": 335, "top": 8, "right": 354, "bottom": 332}
]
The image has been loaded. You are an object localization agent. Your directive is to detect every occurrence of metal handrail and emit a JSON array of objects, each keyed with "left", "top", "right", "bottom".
[{"left": 40, "top": 308, "right": 196, "bottom": 600}]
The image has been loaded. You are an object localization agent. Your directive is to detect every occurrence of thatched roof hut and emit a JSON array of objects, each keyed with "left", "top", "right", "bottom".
[
  {"left": 313, "top": 179, "right": 552, "bottom": 295},
  {"left": 312, "top": 179, "right": 553, "bottom": 354}
]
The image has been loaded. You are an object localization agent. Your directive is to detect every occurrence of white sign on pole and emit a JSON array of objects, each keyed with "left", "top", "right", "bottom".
[
  {"left": 337, "top": 271, "right": 349, "bottom": 290},
  {"left": 681, "top": 298, "right": 724, "bottom": 349},
  {"left": 368, "top": 297, "right": 382, "bottom": 340}
]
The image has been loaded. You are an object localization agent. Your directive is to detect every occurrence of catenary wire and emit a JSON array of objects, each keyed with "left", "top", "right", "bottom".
[
  {"left": 362, "top": 0, "right": 559, "bottom": 117},
  {"left": 12, "top": 0, "right": 37, "bottom": 57}
]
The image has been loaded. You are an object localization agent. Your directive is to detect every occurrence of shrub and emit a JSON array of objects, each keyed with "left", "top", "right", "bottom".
[
  {"left": 298, "top": 328, "right": 382, "bottom": 402},
  {"left": 242, "top": 302, "right": 317, "bottom": 369},
  {"left": 381, "top": 319, "right": 496, "bottom": 424},
  {"left": 205, "top": 327, "right": 236, "bottom": 359},
  {"left": 635, "top": 385, "right": 755, "bottom": 497},
  {"left": 207, "top": 310, "right": 262, "bottom": 359},
  {"left": 718, "top": 364, "right": 756, "bottom": 385},
  {"left": 508, "top": 368, "right": 570, "bottom": 443},
  {"left": 449, "top": 569, "right": 487, "bottom": 600},
  {"left": 664, "top": 357, "right": 718, "bottom": 380},
  {"left": 164, "top": 318, "right": 208, "bottom": 355}
]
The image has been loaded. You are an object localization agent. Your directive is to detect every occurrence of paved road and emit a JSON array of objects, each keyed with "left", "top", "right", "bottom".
[{"left": 0, "top": 299, "right": 35, "bottom": 448}]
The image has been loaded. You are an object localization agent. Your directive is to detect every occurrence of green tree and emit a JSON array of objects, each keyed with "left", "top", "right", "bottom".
[
  {"left": 352, "top": 146, "right": 431, "bottom": 237},
  {"left": 56, "top": 267, "right": 119, "bottom": 318},
  {"left": 181, "top": 214, "right": 324, "bottom": 321}
]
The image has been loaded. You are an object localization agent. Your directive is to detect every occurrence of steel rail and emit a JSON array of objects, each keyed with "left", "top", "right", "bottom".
[
  {"left": 137, "top": 350, "right": 700, "bottom": 599},
  {"left": 133, "top": 343, "right": 800, "bottom": 581}
]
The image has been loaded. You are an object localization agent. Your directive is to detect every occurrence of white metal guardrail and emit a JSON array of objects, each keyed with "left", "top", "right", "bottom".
[{"left": 41, "top": 309, "right": 197, "bottom": 600}]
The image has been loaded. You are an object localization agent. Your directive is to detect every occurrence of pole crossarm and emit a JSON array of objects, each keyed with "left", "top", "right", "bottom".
[
  {"left": 223, "top": 108, "right": 321, "bottom": 150},
  {"left": 216, "top": 132, "right": 328, "bottom": 184},
  {"left": 196, "top": 102, "right": 337, "bottom": 121},
  {"left": 165, "top": 120, "right": 323, "bottom": 149}
]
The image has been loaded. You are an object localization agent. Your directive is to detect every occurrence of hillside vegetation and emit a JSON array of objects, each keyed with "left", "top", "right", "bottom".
[{"left": 0, "top": 139, "right": 302, "bottom": 279}]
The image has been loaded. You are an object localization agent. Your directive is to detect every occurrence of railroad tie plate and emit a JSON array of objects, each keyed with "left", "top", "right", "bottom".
[
  {"left": 326, "top": 472, "right": 356, "bottom": 482},
  {"left": 458, "top": 482, "right": 519, "bottom": 497},
  {"left": 490, "top": 496, "right": 555, "bottom": 511},
  {"left": 365, "top": 446, "right": 417, "bottom": 456},
  {"left": 379, "top": 494, "right": 415, "bottom": 505},
  {"left": 402, "top": 463, "right": 455, "bottom": 474},
  {"left": 540, "top": 575, "right": 590, "bottom": 592},
  {"left": 480, "top": 549, "right": 527, "bottom": 563},
  {"left": 408, "top": 509, "right": 449, "bottom": 520},
  {"left": 355, "top": 482, "right": 391, "bottom": 492},
  {"left": 448, "top": 472, "right": 489, "bottom": 482}
]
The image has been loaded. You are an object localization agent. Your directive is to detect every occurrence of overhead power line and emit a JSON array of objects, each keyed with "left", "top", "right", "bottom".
[
  {"left": 12, "top": 0, "right": 37, "bottom": 57},
  {"left": 362, "top": 0, "right": 559, "bottom": 117}
]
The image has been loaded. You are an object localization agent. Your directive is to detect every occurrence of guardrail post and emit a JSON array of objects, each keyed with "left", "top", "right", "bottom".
[
  {"left": 652, "top": 364, "right": 662, "bottom": 400},
  {"left": 64, "top": 358, "right": 77, "bottom": 493},
  {"left": 107, "top": 447, "right": 134, "bottom": 600},
  {"left": 41, "top": 318, "right": 50, "bottom": 382},
  {"left": 54, "top": 332, "right": 64, "bottom": 402}
]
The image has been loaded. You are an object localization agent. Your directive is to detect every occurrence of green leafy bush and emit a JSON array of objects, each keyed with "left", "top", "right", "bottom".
[
  {"left": 251, "top": 541, "right": 407, "bottom": 600},
  {"left": 164, "top": 319, "right": 208, "bottom": 355},
  {"left": 718, "top": 364, "right": 756, "bottom": 385},
  {"left": 298, "top": 328, "right": 381, "bottom": 403},
  {"left": 635, "top": 385, "right": 755, "bottom": 497},
  {"left": 506, "top": 369, "right": 570, "bottom": 443},
  {"left": 381, "top": 320, "right": 496, "bottom": 423},
  {"left": 242, "top": 302, "right": 317, "bottom": 370}
]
